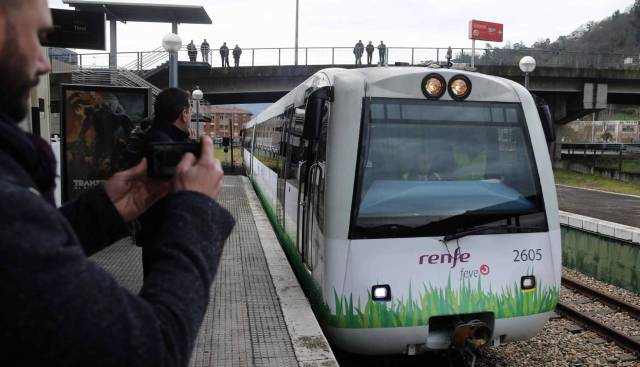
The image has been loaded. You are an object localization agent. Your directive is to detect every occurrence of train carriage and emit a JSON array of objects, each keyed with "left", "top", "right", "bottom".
[{"left": 242, "top": 66, "right": 560, "bottom": 356}]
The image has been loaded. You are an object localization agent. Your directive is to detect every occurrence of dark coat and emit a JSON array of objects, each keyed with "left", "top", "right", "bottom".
[
  {"left": 232, "top": 47, "right": 242, "bottom": 59},
  {"left": 220, "top": 45, "right": 229, "bottom": 57},
  {"left": 145, "top": 123, "right": 191, "bottom": 144},
  {"left": 187, "top": 42, "right": 197, "bottom": 56},
  {"left": 0, "top": 114, "right": 235, "bottom": 366},
  {"left": 366, "top": 44, "right": 375, "bottom": 55}
]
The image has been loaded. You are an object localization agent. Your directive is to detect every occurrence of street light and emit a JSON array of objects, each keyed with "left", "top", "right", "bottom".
[
  {"left": 192, "top": 87, "right": 203, "bottom": 136},
  {"left": 519, "top": 56, "right": 536, "bottom": 90},
  {"left": 162, "top": 33, "right": 182, "bottom": 88}
]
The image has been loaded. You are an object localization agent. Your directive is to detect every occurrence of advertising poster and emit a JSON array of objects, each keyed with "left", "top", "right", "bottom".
[{"left": 61, "top": 84, "right": 149, "bottom": 201}]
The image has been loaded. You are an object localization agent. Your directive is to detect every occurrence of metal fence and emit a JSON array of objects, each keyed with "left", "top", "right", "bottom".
[
  {"left": 561, "top": 143, "right": 640, "bottom": 178},
  {"left": 50, "top": 46, "right": 636, "bottom": 73}
]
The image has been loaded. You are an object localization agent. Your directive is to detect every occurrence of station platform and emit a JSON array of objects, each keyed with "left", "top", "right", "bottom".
[
  {"left": 90, "top": 176, "right": 338, "bottom": 367},
  {"left": 556, "top": 184, "right": 640, "bottom": 228}
]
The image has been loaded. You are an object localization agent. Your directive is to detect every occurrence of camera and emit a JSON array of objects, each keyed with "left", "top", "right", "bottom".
[{"left": 145, "top": 142, "right": 201, "bottom": 177}]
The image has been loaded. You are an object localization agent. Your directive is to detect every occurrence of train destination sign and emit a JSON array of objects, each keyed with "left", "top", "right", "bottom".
[
  {"left": 468, "top": 19, "right": 504, "bottom": 42},
  {"left": 44, "top": 9, "right": 106, "bottom": 50}
]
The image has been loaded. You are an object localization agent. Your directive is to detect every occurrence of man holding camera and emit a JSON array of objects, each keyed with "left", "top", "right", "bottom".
[
  {"left": 0, "top": 1, "right": 235, "bottom": 366},
  {"left": 145, "top": 88, "right": 195, "bottom": 144}
]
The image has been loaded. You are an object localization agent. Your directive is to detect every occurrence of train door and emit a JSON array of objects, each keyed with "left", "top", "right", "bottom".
[
  {"left": 277, "top": 107, "right": 294, "bottom": 226},
  {"left": 298, "top": 94, "right": 329, "bottom": 271}
]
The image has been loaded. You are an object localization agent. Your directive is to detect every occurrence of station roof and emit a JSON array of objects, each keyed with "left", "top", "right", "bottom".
[{"left": 62, "top": 1, "right": 212, "bottom": 24}]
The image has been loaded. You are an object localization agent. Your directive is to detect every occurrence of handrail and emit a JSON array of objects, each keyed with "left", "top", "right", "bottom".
[{"left": 50, "top": 46, "right": 639, "bottom": 72}]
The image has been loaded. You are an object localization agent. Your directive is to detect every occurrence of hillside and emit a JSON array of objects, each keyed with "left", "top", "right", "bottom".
[{"left": 512, "top": 1, "right": 640, "bottom": 54}]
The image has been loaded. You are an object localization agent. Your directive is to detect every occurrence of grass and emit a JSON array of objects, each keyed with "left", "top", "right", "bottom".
[
  {"left": 330, "top": 276, "right": 559, "bottom": 328},
  {"left": 554, "top": 168, "right": 640, "bottom": 196},
  {"left": 594, "top": 158, "right": 640, "bottom": 174},
  {"left": 214, "top": 147, "right": 242, "bottom": 165}
]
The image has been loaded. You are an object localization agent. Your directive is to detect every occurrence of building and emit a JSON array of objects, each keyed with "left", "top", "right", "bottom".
[{"left": 196, "top": 105, "right": 253, "bottom": 143}]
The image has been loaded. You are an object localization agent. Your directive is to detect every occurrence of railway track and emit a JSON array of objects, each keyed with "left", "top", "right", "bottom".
[{"left": 557, "top": 276, "right": 640, "bottom": 354}]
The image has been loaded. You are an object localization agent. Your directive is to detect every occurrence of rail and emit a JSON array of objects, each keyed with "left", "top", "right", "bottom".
[
  {"left": 556, "top": 275, "right": 640, "bottom": 354},
  {"left": 49, "top": 46, "right": 639, "bottom": 73}
]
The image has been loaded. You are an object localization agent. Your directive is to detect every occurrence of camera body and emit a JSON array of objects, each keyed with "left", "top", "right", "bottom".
[{"left": 145, "top": 142, "right": 201, "bottom": 177}]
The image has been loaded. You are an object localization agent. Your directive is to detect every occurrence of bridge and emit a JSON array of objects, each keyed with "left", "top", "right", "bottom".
[{"left": 51, "top": 46, "right": 640, "bottom": 124}]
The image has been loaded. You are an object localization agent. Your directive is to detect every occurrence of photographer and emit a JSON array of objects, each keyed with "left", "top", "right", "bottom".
[
  {"left": 146, "top": 88, "right": 196, "bottom": 144},
  {"left": 0, "top": 1, "right": 234, "bottom": 366},
  {"left": 134, "top": 88, "right": 203, "bottom": 275}
]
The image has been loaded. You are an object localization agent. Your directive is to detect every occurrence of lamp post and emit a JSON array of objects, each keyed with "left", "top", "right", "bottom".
[
  {"left": 519, "top": 56, "right": 536, "bottom": 90},
  {"left": 162, "top": 33, "right": 182, "bottom": 88},
  {"left": 192, "top": 87, "right": 203, "bottom": 136}
]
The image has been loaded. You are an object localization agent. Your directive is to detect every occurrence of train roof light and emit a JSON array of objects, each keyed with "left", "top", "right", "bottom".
[
  {"left": 448, "top": 75, "right": 472, "bottom": 101},
  {"left": 421, "top": 74, "right": 446, "bottom": 100}
]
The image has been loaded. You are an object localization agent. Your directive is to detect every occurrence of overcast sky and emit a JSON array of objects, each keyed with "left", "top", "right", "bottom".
[{"left": 50, "top": 0, "right": 634, "bottom": 53}]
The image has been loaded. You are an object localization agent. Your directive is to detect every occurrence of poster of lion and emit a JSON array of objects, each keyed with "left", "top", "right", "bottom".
[{"left": 61, "top": 84, "right": 149, "bottom": 201}]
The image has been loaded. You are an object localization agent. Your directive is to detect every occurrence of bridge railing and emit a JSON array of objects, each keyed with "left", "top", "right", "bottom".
[
  {"left": 560, "top": 143, "right": 640, "bottom": 179},
  {"left": 49, "top": 46, "right": 635, "bottom": 73}
]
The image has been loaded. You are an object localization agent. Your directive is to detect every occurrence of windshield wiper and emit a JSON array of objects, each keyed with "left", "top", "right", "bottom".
[
  {"left": 361, "top": 223, "right": 413, "bottom": 231},
  {"left": 441, "top": 225, "right": 547, "bottom": 243}
]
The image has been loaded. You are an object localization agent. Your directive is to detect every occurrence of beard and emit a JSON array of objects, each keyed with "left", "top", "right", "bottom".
[{"left": 0, "top": 20, "right": 39, "bottom": 122}]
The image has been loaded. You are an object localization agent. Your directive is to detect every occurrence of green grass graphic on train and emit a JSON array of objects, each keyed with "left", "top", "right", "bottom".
[{"left": 329, "top": 277, "right": 559, "bottom": 329}]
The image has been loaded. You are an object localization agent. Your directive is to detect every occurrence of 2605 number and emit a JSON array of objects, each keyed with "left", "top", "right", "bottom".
[{"left": 513, "top": 249, "right": 542, "bottom": 262}]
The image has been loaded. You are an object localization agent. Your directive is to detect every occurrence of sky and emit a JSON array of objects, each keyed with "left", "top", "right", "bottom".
[
  {"left": 50, "top": 0, "right": 634, "bottom": 53},
  {"left": 47, "top": 0, "right": 634, "bottom": 112}
]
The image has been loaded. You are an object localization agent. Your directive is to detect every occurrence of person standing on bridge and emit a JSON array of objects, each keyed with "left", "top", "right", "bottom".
[
  {"left": 232, "top": 44, "right": 242, "bottom": 67},
  {"left": 378, "top": 41, "right": 387, "bottom": 66},
  {"left": 0, "top": 1, "right": 234, "bottom": 366},
  {"left": 220, "top": 42, "right": 230, "bottom": 67},
  {"left": 366, "top": 41, "right": 375, "bottom": 65},
  {"left": 187, "top": 40, "right": 198, "bottom": 63},
  {"left": 201, "top": 39, "right": 210, "bottom": 64},
  {"left": 353, "top": 40, "right": 364, "bottom": 65}
]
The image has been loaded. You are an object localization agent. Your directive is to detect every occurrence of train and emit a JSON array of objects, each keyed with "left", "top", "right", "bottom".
[{"left": 241, "top": 66, "right": 561, "bottom": 357}]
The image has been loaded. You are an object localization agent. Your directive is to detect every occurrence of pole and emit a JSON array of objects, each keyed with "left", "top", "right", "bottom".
[
  {"left": 471, "top": 39, "right": 475, "bottom": 68},
  {"left": 524, "top": 72, "right": 530, "bottom": 89},
  {"left": 109, "top": 20, "right": 117, "bottom": 69},
  {"left": 170, "top": 22, "right": 179, "bottom": 88},
  {"left": 295, "top": 0, "right": 299, "bottom": 66},
  {"left": 230, "top": 113, "right": 235, "bottom": 172},
  {"left": 169, "top": 52, "right": 178, "bottom": 88},
  {"left": 196, "top": 101, "right": 200, "bottom": 136}
]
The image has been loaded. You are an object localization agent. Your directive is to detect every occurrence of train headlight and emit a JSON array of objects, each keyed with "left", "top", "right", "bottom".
[
  {"left": 448, "top": 75, "right": 472, "bottom": 100},
  {"left": 371, "top": 285, "right": 392, "bottom": 302},
  {"left": 421, "top": 74, "right": 446, "bottom": 99},
  {"left": 521, "top": 275, "right": 536, "bottom": 291}
]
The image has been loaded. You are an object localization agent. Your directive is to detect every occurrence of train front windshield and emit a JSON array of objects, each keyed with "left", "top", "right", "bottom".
[{"left": 350, "top": 98, "right": 548, "bottom": 239}]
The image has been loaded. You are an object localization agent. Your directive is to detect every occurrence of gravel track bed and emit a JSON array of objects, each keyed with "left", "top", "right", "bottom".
[
  {"left": 477, "top": 318, "right": 636, "bottom": 366},
  {"left": 563, "top": 268, "right": 640, "bottom": 308},
  {"left": 475, "top": 268, "right": 640, "bottom": 366},
  {"left": 561, "top": 286, "right": 640, "bottom": 338}
]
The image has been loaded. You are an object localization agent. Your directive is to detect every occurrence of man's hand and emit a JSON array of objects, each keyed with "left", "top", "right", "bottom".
[
  {"left": 105, "top": 159, "right": 172, "bottom": 222},
  {"left": 173, "top": 136, "right": 224, "bottom": 199},
  {"left": 188, "top": 126, "right": 197, "bottom": 140}
]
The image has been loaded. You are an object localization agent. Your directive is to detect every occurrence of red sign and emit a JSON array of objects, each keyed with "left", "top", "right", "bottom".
[{"left": 469, "top": 20, "right": 504, "bottom": 42}]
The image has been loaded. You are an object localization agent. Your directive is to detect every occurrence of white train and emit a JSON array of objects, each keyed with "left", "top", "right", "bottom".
[{"left": 242, "top": 66, "right": 561, "bottom": 357}]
